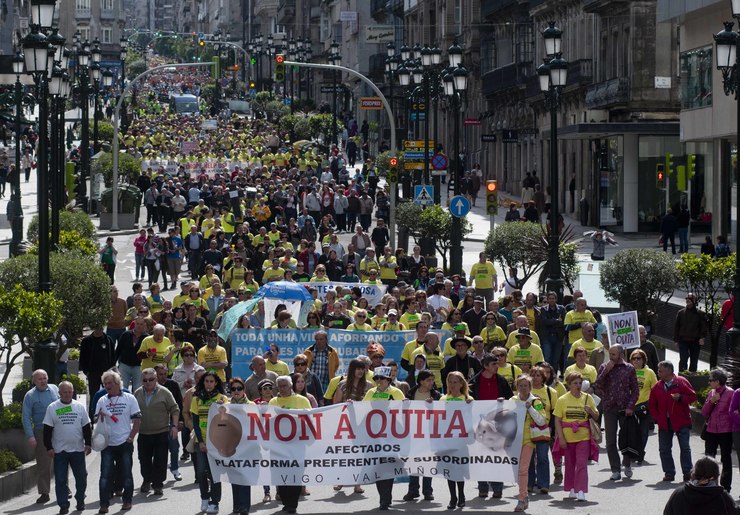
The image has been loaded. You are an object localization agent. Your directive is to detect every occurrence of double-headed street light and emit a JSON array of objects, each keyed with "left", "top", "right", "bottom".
[
  {"left": 715, "top": 4, "right": 740, "bottom": 354},
  {"left": 9, "top": 52, "right": 26, "bottom": 257},
  {"left": 537, "top": 22, "right": 569, "bottom": 301},
  {"left": 444, "top": 41, "right": 468, "bottom": 276}
]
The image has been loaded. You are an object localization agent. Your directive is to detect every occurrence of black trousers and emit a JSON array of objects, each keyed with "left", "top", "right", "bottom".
[
  {"left": 277, "top": 485, "right": 301, "bottom": 511},
  {"left": 376, "top": 478, "right": 394, "bottom": 508},
  {"left": 137, "top": 432, "right": 169, "bottom": 488},
  {"left": 705, "top": 431, "right": 733, "bottom": 492}
]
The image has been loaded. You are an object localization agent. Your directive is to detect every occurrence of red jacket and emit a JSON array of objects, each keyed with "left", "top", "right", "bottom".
[{"left": 648, "top": 375, "right": 697, "bottom": 431}]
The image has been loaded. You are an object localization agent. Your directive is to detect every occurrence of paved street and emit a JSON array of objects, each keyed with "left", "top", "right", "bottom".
[{"left": 1, "top": 424, "right": 738, "bottom": 514}]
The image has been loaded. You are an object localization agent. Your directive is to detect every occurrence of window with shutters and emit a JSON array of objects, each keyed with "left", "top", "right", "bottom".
[
  {"left": 76, "top": 0, "right": 90, "bottom": 14},
  {"left": 101, "top": 27, "right": 112, "bottom": 44},
  {"left": 481, "top": 34, "right": 497, "bottom": 75}
]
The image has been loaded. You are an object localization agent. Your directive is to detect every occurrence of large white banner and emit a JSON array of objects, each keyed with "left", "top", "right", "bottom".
[{"left": 207, "top": 400, "right": 525, "bottom": 486}]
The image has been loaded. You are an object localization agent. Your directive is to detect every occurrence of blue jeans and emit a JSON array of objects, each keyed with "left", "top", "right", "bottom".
[
  {"left": 194, "top": 445, "right": 221, "bottom": 504},
  {"left": 528, "top": 441, "right": 551, "bottom": 489},
  {"left": 678, "top": 227, "right": 689, "bottom": 253},
  {"left": 658, "top": 427, "right": 692, "bottom": 478},
  {"left": 540, "top": 336, "right": 561, "bottom": 370},
  {"left": 231, "top": 484, "right": 251, "bottom": 513},
  {"left": 99, "top": 442, "right": 134, "bottom": 507},
  {"left": 54, "top": 450, "right": 87, "bottom": 510},
  {"left": 168, "top": 426, "right": 180, "bottom": 472},
  {"left": 118, "top": 363, "right": 141, "bottom": 392},
  {"left": 408, "top": 476, "right": 433, "bottom": 496},
  {"left": 135, "top": 253, "right": 146, "bottom": 278}
]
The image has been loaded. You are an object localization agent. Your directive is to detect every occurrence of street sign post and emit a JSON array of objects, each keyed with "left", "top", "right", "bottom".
[
  {"left": 449, "top": 195, "right": 471, "bottom": 218},
  {"left": 431, "top": 153, "right": 448, "bottom": 171},
  {"left": 414, "top": 185, "right": 434, "bottom": 205}
]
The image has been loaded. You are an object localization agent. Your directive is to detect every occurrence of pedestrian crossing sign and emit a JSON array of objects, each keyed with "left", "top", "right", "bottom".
[{"left": 414, "top": 185, "right": 434, "bottom": 205}]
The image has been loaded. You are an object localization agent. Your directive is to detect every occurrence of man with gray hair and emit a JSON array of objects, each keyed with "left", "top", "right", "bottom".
[
  {"left": 134, "top": 368, "right": 180, "bottom": 495},
  {"left": 95, "top": 370, "right": 142, "bottom": 513},
  {"left": 22, "top": 369, "right": 59, "bottom": 505},
  {"left": 43, "top": 380, "right": 91, "bottom": 513},
  {"left": 245, "top": 355, "right": 278, "bottom": 401},
  {"left": 596, "top": 344, "right": 639, "bottom": 481}
]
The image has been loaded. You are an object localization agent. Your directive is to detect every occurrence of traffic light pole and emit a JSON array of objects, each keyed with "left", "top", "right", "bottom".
[{"left": 285, "top": 60, "right": 397, "bottom": 247}]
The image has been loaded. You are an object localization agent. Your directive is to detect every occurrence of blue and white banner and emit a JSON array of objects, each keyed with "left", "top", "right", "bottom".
[
  {"left": 305, "top": 282, "right": 387, "bottom": 306},
  {"left": 231, "top": 328, "right": 450, "bottom": 380}
]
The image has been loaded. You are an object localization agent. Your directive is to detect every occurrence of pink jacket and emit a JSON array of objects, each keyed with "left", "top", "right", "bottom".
[{"left": 702, "top": 385, "right": 734, "bottom": 434}]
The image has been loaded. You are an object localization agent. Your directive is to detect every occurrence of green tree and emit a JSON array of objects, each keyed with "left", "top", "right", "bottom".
[
  {"left": 265, "top": 100, "right": 290, "bottom": 122},
  {"left": 416, "top": 205, "right": 472, "bottom": 272},
  {"left": 126, "top": 59, "right": 147, "bottom": 80},
  {"left": 27, "top": 210, "right": 96, "bottom": 244},
  {"left": 485, "top": 222, "right": 548, "bottom": 289},
  {"left": 91, "top": 151, "right": 142, "bottom": 186},
  {"left": 309, "top": 113, "right": 343, "bottom": 140},
  {"left": 96, "top": 121, "right": 115, "bottom": 144},
  {"left": 395, "top": 201, "right": 423, "bottom": 233},
  {"left": 0, "top": 254, "right": 111, "bottom": 341},
  {"left": 0, "top": 285, "right": 63, "bottom": 407},
  {"left": 600, "top": 248, "right": 677, "bottom": 324},
  {"left": 676, "top": 253, "right": 735, "bottom": 368}
]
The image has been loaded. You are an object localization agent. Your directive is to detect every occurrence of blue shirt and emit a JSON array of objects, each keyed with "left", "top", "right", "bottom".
[
  {"left": 167, "top": 236, "right": 183, "bottom": 259},
  {"left": 22, "top": 384, "right": 59, "bottom": 438}
]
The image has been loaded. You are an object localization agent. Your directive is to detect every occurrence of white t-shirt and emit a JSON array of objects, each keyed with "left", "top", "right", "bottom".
[
  {"left": 43, "top": 399, "right": 90, "bottom": 453},
  {"left": 95, "top": 392, "right": 142, "bottom": 446}
]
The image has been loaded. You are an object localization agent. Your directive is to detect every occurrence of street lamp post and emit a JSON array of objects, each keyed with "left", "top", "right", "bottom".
[
  {"left": 330, "top": 41, "right": 340, "bottom": 147},
  {"left": 9, "top": 52, "right": 26, "bottom": 257},
  {"left": 78, "top": 41, "right": 90, "bottom": 212},
  {"left": 715, "top": 7, "right": 740, "bottom": 354},
  {"left": 445, "top": 42, "right": 468, "bottom": 276},
  {"left": 538, "top": 22, "right": 569, "bottom": 300}
]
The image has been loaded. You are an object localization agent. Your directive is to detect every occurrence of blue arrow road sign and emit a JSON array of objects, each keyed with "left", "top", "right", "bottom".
[{"left": 449, "top": 195, "right": 471, "bottom": 217}]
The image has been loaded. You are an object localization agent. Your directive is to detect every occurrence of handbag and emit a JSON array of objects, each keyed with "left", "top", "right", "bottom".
[{"left": 587, "top": 394, "right": 602, "bottom": 443}]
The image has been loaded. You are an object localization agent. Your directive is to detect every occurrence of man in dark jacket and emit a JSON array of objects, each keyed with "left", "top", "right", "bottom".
[
  {"left": 661, "top": 208, "right": 678, "bottom": 254},
  {"left": 442, "top": 338, "right": 482, "bottom": 384},
  {"left": 79, "top": 327, "right": 116, "bottom": 416},
  {"left": 674, "top": 293, "right": 706, "bottom": 372},
  {"left": 468, "top": 353, "right": 514, "bottom": 499}
]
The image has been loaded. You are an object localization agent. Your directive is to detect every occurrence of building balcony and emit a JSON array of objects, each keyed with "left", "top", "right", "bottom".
[
  {"left": 482, "top": 61, "right": 532, "bottom": 98},
  {"left": 75, "top": 8, "right": 91, "bottom": 19},
  {"left": 100, "top": 8, "right": 116, "bottom": 20},
  {"left": 276, "top": 0, "right": 295, "bottom": 24},
  {"left": 567, "top": 58, "right": 593, "bottom": 85},
  {"left": 586, "top": 77, "right": 631, "bottom": 109},
  {"left": 481, "top": 0, "right": 518, "bottom": 20}
]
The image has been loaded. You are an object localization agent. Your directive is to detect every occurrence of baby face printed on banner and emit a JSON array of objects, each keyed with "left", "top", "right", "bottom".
[
  {"left": 209, "top": 405, "right": 243, "bottom": 457},
  {"left": 473, "top": 407, "right": 518, "bottom": 452}
]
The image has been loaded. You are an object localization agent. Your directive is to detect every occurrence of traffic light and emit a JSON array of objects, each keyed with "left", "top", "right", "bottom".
[
  {"left": 676, "top": 165, "right": 687, "bottom": 192},
  {"left": 486, "top": 180, "right": 498, "bottom": 216},
  {"left": 275, "top": 54, "right": 285, "bottom": 82},
  {"left": 388, "top": 157, "right": 399, "bottom": 184},
  {"left": 249, "top": 81, "right": 256, "bottom": 89},
  {"left": 656, "top": 163, "right": 666, "bottom": 189},
  {"left": 665, "top": 152, "right": 673, "bottom": 176},
  {"left": 687, "top": 153, "right": 696, "bottom": 180},
  {"left": 198, "top": 37, "right": 205, "bottom": 47}
]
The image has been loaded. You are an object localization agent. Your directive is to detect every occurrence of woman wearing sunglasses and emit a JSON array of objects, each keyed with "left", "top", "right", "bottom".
[{"left": 228, "top": 377, "right": 253, "bottom": 514}]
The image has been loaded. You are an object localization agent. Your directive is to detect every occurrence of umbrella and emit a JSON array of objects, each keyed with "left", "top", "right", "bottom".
[{"left": 257, "top": 281, "right": 313, "bottom": 302}]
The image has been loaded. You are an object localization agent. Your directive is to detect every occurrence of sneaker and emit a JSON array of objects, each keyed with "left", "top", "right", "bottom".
[
  {"left": 624, "top": 465, "right": 633, "bottom": 479},
  {"left": 403, "top": 493, "right": 420, "bottom": 501},
  {"left": 180, "top": 452, "right": 190, "bottom": 461},
  {"left": 201, "top": 499, "right": 209, "bottom": 512},
  {"left": 610, "top": 472, "right": 621, "bottom": 481},
  {"left": 567, "top": 489, "right": 577, "bottom": 499},
  {"left": 576, "top": 491, "right": 586, "bottom": 502},
  {"left": 206, "top": 504, "right": 219, "bottom": 514},
  {"left": 173, "top": 470, "right": 183, "bottom": 481}
]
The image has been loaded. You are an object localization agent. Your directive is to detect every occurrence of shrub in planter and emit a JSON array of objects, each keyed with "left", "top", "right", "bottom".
[
  {"left": 0, "top": 449, "right": 21, "bottom": 473},
  {"left": 68, "top": 348, "right": 80, "bottom": 361},
  {"left": 61, "top": 373, "right": 87, "bottom": 394},
  {"left": 0, "top": 402, "right": 23, "bottom": 430},
  {"left": 11, "top": 380, "right": 32, "bottom": 404}
]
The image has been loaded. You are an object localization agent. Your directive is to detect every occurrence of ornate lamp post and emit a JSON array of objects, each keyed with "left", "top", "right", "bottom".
[
  {"left": 537, "top": 22, "right": 569, "bottom": 300},
  {"left": 330, "top": 40, "right": 341, "bottom": 146},
  {"left": 715, "top": 6, "right": 740, "bottom": 354},
  {"left": 9, "top": 52, "right": 26, "bottom": 257}
]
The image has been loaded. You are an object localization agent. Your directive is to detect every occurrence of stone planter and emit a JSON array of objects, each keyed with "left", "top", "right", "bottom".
[
  {"left": 0, "top": 428, "right": 34, "bottom": 463},
  {"left": 66, "top": 359, "right": 79, "bottom": 376},
  {"left": 0, "top": 460, "right": 37, "bottom": 502},
  {"left": 22, "top": 357, "right": 32, "bottom": 378},
  {"left": 680, "top": 372, "right": 710, "bottom": 392},
  {"left": 690, "top": 406, "right": 706, "bottom": 437},
  {"left": 98, "top": 212, "right": 136, "bottom": 230},
  {"left": 655, "top": 346, "right": 666, "bottom": 363}
]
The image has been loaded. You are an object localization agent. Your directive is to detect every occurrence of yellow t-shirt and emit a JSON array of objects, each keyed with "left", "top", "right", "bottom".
[
  {"left": 507, "top": 343, "right": 545, "bottom": 370},
  {"left": 265, "top": 360, "right": 290, "bottom": 377},
  {"left": 497, "top": 362, "right": 522, "bottom": 390},
  {"left": 262, "top": 268, "right": 286, "bottom": 282},
  {"left": 511, "top": 395, "right": 548, "bottom": 447},
  {"left": 567, "top": 338, "right": 604, "bottom": 359},
  {"left": 635, "top": 367, "right": 658, "bottom": 405},
  {"left": 137, "top": 335, "right": 172, "bottom": 369},
  {"left": 564, "top": 363, "right": 598, "bottom": 385},
  {"left": 553, "top": 392, "right": 598, "bottom": 443},
  {"left": 190, "top": 394, "right": 229, "bottom": 442},
  {"left": 324, "top": 375, "right": 345, "bottom": 402},
  {"left": 197, "top": 345, "right": 228, "bottom": 382},
  {"left": 564, "top": 310, "right": 597, "bottom": 344},
  {"left": 469, "top": 261, "right": 497, "bottom": 289},
  {"left": 380, "top": 321, "right": 405, "bottom": 331},
  {"left": 363, "top": 386, "right": 405, "bottom": 401},
  {"left": 523, "top": 307, "right": 538, "bottom": 331},
  {"left": 347, "top": 323, "right": 373, "bottom": 331},
  {"left": 440, "top": 394, "right": 471, "bottom": 401},
  {"left": 505, "top": 329, "right": 541, "bottom": 349},
  {"left": 399, "top": 312, "right": 421, "bottom": 330},
  {"left": 172, "top": 293, "right": 190, "bottom": 309},
  {"left": 269, "top": 395, "right": 312, "bottom": 409},
  {"left": 480, "top": 325, "right": 507, "bottom": 349},
  {"left": 410, "top": 346, "right": 445, "bottom": 388},
  {"left": 401, "top": 339, "right": 425, "bottom": 363}
]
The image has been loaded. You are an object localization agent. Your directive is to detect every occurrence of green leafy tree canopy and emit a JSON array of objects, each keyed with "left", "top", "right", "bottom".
[
  {"left": 92, "top": 151, "right": 142, "bottom": 186},
  {"left": 600, "top": 248, "right": 677, "bottom": 324},
  {"left": 485, "top": 222, "right": 548, "bottom": 289},
  {"left": 27, "top": 210, "right": 96, "bottom": 244}
]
